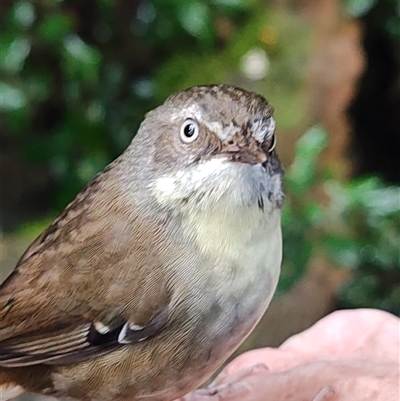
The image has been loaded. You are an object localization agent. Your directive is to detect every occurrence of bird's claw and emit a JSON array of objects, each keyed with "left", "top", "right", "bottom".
[{"left": 178, "top": 363, "right": 269, "bottom": 400}]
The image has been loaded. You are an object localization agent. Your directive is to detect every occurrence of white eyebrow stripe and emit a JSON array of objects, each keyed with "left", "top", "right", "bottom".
[
  {"left": 170, "top": 105, "right": 274, "bottom": 143},
  {"left": 200, "top": 121, "right": 241, "bottom": 142},
  {"left": 252, "top": 117, "right": 276, "bottom": 143},
  {"left": 170, "top": 104, "right": 203, "bottom": 121},
  {"left": 170, "top": 106, "right": 241, "bottom": 141}
]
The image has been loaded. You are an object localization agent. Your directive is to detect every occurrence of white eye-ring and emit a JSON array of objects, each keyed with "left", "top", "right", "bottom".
[{"left": 180, "top": 119, "right": 200, "bottom": 143}]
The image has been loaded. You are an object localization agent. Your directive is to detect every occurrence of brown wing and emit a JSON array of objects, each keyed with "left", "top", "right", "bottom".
[
  {"left": 0, "top": 307, "right": 169, "bottom": 367},
  {"left": 0, "top": 167, "right": 171, "bottom": 367}
]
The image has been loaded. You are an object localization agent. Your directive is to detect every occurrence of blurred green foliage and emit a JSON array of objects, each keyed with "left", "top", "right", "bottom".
[
  {"left": 281, "top": 126, "right": 400, "bottom": 315},
  {"left": 280, "top": 126, "right": 329, "bottom": 293},
  {"left": 1, "top": 0, "right": 309, "bottom": 207}
]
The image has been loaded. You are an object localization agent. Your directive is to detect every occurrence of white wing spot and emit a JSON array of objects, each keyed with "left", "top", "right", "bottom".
[
  {"left": 94, "top": 321, "right": 110, "bottom": 334},
  {"left": 118, "top": 322, "right": 144, "bottom": 344}
]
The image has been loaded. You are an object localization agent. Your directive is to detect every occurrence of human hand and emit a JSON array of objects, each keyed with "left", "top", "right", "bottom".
[{"left": 177, "top": 309, "right": 399, "bottom": 401}]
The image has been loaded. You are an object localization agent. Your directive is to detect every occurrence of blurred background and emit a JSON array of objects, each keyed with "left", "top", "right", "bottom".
[{"left": 0, "top": 0, "right": 399, "bottom": 383}]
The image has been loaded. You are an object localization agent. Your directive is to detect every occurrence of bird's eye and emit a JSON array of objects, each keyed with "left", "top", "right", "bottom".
[
  {"left": 180, "top": 119, "right": 199, "bottom": 143},
  {"left": 268, "top": 134, "right": 276, "bottom": 153}
]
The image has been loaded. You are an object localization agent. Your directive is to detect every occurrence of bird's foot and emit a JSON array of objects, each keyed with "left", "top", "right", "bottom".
[{"left": 178, "top": 363, "right": 269, "bottom": 401}]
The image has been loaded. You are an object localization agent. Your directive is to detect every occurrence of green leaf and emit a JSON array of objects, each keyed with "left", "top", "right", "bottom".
[
  {"left": 213, "top": 0, "right": 250, "bottom": 9},
  {"left": 62, "top": 35, "right": 101, "bottom": 83},
  {"left": 324, "top": 235, "right": 362, "bottom": 269},
  {"left": 359, "top": 185, "right": 400, "bottom": 217},
  {"left": 296, "top": 125, "right": 328, "bottom": 159},
  {"left": 338, "top": 275, "right": 380, "bottom": 308},
  {"left": 64, "top": 34, "right": 95, "bottom": 63},
  {"left": 177, "top": 1, "right": 211, "bottom": 40},
  {"left": 13, "top": 1, "right": 36, "bottom": 29},
  {"left": 38, "top": 13, "right": 72, "bottom": 44},
  {"left": 286, "top": 125, "right": 328, "bottom": 193},
  {"left": 1, "top": 37, "right": 31, "bottom": 73},
  {"left": 0, "top": 82, "right": 27, "bottom": 110},
  {"left": 343, "top": 0, "right": 378, "bottom": 17}
]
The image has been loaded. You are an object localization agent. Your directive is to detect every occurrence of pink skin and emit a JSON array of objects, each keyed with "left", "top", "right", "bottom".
[{"left": 176, "top": 309, "right": 400, "bottom": 401}]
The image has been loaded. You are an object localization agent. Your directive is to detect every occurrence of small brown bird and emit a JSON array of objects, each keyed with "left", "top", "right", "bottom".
[{"left": 0, "top": 85, "right": 284, "bottom": 401}]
